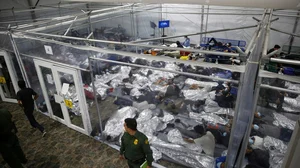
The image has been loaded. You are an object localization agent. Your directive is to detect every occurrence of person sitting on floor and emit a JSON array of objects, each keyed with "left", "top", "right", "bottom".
[
  {"left": 176, "top": 41, "right": 184, "bottom": 48},
  {"left": 182, "top": 36, "right": 190, "bottom": 47}
]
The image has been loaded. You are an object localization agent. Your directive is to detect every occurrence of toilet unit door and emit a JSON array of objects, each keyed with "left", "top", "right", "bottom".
[
  {"left": 34, "top": 59, "right": 91, "bottom": 135},
  {"left": 0, "top": 51, "right": 19, "bottom": 103}
]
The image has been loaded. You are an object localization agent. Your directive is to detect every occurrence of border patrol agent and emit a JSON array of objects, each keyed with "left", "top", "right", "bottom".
[
  {"left": 0, "top": 108, "right": 27, "bottom": 168},
  {"left": 119, "top": 118, "right": 154, "bottom": 168}
]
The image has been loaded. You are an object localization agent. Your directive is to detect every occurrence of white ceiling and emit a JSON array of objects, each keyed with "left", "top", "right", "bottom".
[{"left": 63, "top": 0, "right": 300, "bottom": 9}]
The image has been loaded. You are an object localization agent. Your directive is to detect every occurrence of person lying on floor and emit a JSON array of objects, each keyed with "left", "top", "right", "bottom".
[
  {"left": 252, "top": 111, "right": 275, "bottom": 125},
  {"left": 195, "top": 119, "right": 259, "bottom": 147},
  {"left": 263, "top": 78, "right": 286, "bottom": 111},
  {"left": 245, "top": 145, "right": 270, "bottom": 168},
  {"left": 183, "top": 125, "right": 215, "bottom": 156},
  {"left": 192, "top": 124, "right": 230, "bottom": 147},
  {"left": 250, "top": 123, "right": 293, "bottom": 142},
  {"left": 215, "top": 82, "right": 235, "bottom": 108}
]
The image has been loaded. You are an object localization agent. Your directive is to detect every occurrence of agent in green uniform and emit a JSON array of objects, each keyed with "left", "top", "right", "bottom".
[
  {"left": 119, "top": 118, "right": 154, "bottom": 168},
  {"left": 0, "top": 108, "right": 27, "bottom": 168}
]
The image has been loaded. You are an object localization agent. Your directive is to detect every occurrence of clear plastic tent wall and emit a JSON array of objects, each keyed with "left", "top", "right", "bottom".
[
  {"left": 12, "top": 37, "right": 97, "bottom": 131},
  {"left": 161, "top": 4, "right": 300, "bottom": 48},
  {"left": 12, "top": 31, "right": 243, "bottom": 167},
  {"left": 0, "top": 33, "right": 13, "bottom": 51},
  {"left": 251, "top": 75, "right": 300, "bottom": 168},
  {"left": 161, "top": 4, "right": 259, "bottom": 45},
  {"left": 6, "top": 3, "right": 300, "bottom": 168},
  {"left": 89, "top": 52, "right": 240, "bottom": 168}
]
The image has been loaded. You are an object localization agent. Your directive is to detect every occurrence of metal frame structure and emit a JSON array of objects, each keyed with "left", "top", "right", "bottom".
[{"left": 1, "top": 3, "right": 300, "bottom": 168}]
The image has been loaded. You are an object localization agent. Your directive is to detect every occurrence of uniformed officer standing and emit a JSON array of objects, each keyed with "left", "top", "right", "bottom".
[
  {"left": 0, "top": 108, "right": 27, "bottom": 168},
  {"left": 119, "top": 118, "right": 153, "bottom": 168}
]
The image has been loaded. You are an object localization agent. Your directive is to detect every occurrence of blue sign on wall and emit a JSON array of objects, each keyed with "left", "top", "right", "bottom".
[{"left": 158, "top": 20, "right": 170, "bottom": 28}]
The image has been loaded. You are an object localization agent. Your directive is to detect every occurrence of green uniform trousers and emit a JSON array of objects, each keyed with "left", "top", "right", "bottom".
[
  {"left": 0, "top": 134, "right": 27, "bottom": 168},
  {"left": 127, "top": 159, "right": 145, "bottom": 168}
]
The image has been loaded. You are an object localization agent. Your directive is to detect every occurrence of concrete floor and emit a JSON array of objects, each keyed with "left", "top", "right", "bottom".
[{"left": 0, "top": 102, "right": 185, "bottom": 168}]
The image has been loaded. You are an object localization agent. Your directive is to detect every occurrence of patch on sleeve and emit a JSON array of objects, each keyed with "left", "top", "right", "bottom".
[
  {"left": 134, "top": 139, "right": 138, "bottom": 145},
  {"left": 145, "top": 139, "right": 149, "bottom": 144}
]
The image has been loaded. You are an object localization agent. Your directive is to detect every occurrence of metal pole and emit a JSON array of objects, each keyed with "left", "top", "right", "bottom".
[
  {"left": 270, "top": 57, "right": 300, "bottom": 66},
  {"left": 204, "top": 5, "right": 209, "bottom": 41},
  {"left": 226, "top": 10, "right": 267, "bottom": 168},
  {"left": 260, "top": 84, "right": 300, "bottom": 95},
  {"left": 234, "top": 46, "right": 246, "bottom": 55},
  {"left": 44, "top": 34, "right": 240, "bottom": 68},
  {"left": 16, "top": 34, "right": 244, "bottom": 73},
  {"left": 8, "top": 31, "right": 41, "bottom": 112},
  {"left": 273, "top": 14, "right": 300, "bottom": 18},
  {"left": 14, "top": 30, "right": 240, "bottom": 57},
  {"left": 265, "top": 49, "right": 279, "bottom": 57},
  {"left": 8, "top": 32, "right": 30, "bottom": 88},
  {"left": 27, "top": 0, "right": 37, "bottom": 22},
  {"left": 245, "top": 9, "right": 268, "bottom": 55},
  {"left": 200, "top": 5, "right": 204, "bottom": 45},
  {"left": 90, "top": 57, "right": 239, "bottom": 84},
  {"left": 157, "top": 6, "right": 264, "bottom": 12},
  {"left": 26, "top": 3, "right": 139, "bottom": 32},
  {"left": 271, "top": 27, "right": 300, "bottom": 38},
  {"left": 58, "top": 2, "right": 62, "bottom": 17},
  {"left": 123, "top": 9, "right": 263, "bottom": 15},
  {"left": 235, "top": 77, "right": 262, "bottom": 168},
  {"left": 11, "top": 7, "right": 18, "bottom": 27},
  {"left": 281, "top": 120, "right": 300, "bottom": 168},
  {"left": 226, "top": 72, "right": 244, "bottom": 162},
  {"left": 262, "top": 10, "right": 273, "bottom": 57},
  {"left": 245, "top": 27, "right": 259, "bottom": 55},
  {"left": 58, "top": 14, "right": 131, "bottom": 34},
  {"left": 20, "top": 53, "right": 89, "bottom": 72},
  {"left": 288, "top": 10, "right": 300, "bottom": 54},
  {"left": 47, "top": 8, "right": 158, "bottom": 35},
  {"left": 132, "top": 25, "right": 257, "bottom": 43},
  {"left": 86, "top": 32, "right": 93, "bottom": 39},
  {"left": 88, "top": 57, "right": 104, "bottom": 137},
  {"left": 5, "top": 3, "right": 87, "bottom": 13},
  {"left": 63, "top": 16, "right": 78, "bottom": 36}
]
